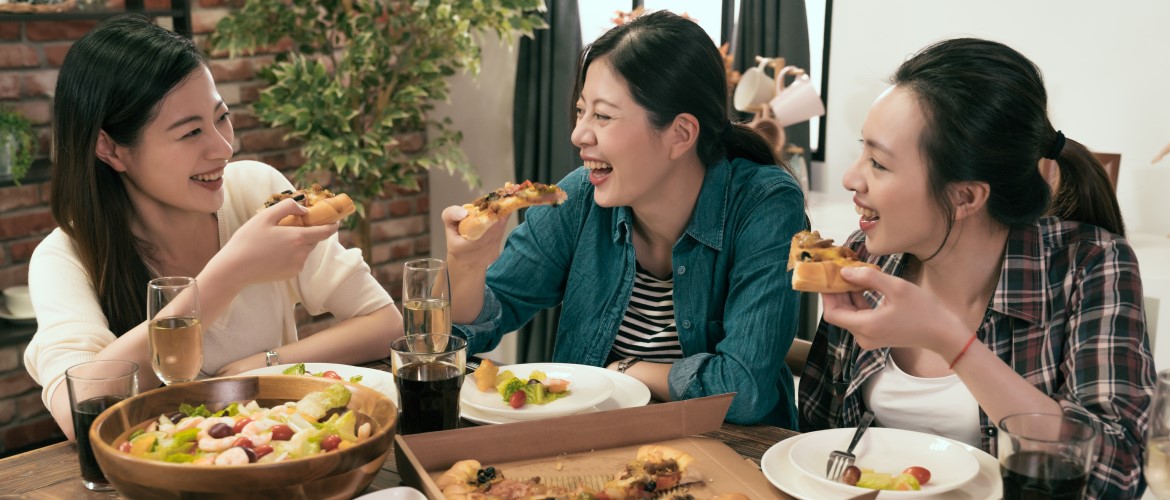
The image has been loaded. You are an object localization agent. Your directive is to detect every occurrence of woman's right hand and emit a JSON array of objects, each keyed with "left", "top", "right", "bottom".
[
  {"left": 215, "top": 198, "right": 340, "bottom": 285},
  {"left": 442, "top": 205, "right": 507, "bottom": 269}
]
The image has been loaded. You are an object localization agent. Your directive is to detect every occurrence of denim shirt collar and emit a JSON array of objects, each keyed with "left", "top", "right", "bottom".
[{"left": 611, "top": 158, "right": 731, "bottom": 251}]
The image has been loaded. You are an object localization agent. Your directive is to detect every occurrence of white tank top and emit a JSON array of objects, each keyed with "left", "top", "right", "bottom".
[{"left": 862, "top": 357, "right": 982, "bottom": 448}]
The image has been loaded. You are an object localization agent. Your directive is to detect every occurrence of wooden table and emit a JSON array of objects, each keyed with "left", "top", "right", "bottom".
[{"left": 0, "top": 358, "right": 799, "bottom": 498}]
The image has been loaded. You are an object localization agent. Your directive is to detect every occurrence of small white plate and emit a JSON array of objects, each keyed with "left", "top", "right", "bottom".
[
  {"left": 768, "top": 427, "right": 983, "bottom": 498},
  {"left": 353, "top": 486, "right": 427, "bottom": 500},
  {"left": 762, "top": 430, "right": 1001, "bottom": 500},
  {"left": 0, "top": 303, "right": 35, "bottom": 324},
  {"left": 461, "top": 365, "right": 650, "bottom": 425},
  {"left": 240, "top": 363, "right": 396, "bottom": 402},
  {"left": 459, "top": 362, "right": 615, "bottom": 420}
]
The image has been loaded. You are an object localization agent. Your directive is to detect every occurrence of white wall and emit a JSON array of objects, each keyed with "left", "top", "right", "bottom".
[
  {"left": 427, "top": 31, "right": 520, "bottom": 364},
  {"left": 819, "top": 0, "right": 1170, "bottom": 236}
]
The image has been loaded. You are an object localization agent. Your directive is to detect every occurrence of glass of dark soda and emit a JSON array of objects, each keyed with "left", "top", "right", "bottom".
[
  {"left": 390, "top": 334, "right": 466, "bottom": 434},
  {"left": 998, "top": 412, "right": 1098, "bottom": 500},
  {"left": 66, "top": 360, "right": 138, "bottom": 491}
]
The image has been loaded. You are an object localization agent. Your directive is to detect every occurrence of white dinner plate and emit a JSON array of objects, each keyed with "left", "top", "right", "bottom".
[
  {"left": 461, "top": 364, "right": 650, "bottom": 425},
  {"left": 460, "top": 363, "right": 618, "bottom": 421},
  {"left": 762, "top": 428, "right": 1001, "bottom": 499},
  {"left": 240, "top": 363, "right": 396, "bottom": 402}
]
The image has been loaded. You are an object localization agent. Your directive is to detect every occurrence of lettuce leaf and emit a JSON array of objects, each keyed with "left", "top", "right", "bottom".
[
  {"left": 179, "top": 403, "right": 212, "bottom": 418},
  {"left": 295, "top": 383, "right": 351, "bottom": 420},
  {"left": 282, "top": 363, "right": 307, "bottom": 375}
]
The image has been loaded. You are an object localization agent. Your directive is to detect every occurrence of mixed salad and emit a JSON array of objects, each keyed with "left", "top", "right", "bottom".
[
  {"left": 114, "top": 384, "right": 371, "bottom": 466},
  {"left": 495, "top": 369, "right": 571, "bottom": 409},
  {"left": 281, "top": 363, "right": 363, "bottom": 384},
  {"left": 839, "top": 465, "right": 933, "bottom": 491}
]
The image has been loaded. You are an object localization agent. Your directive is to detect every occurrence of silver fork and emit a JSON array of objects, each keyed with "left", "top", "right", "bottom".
[{"left": 826, "top": 410, "right": 875, "bottom": 481}]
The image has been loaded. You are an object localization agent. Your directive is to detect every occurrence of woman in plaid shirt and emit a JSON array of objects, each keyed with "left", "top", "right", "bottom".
[{"left": 798, "top": 38, "right": 1155, "bottom": 497}]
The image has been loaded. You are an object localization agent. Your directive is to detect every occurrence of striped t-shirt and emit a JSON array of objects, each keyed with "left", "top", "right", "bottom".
[{"left": 609, "top": 263, "right": 683, "bottom": 363}]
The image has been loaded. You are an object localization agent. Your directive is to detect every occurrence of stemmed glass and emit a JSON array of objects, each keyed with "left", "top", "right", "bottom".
[
  {"left": 1147, "top": 370, "right": 1170, "bottom": 498},
  {"left": 402, "top": 258, "right": 452, "bottom": 336},
  {"left": 146, "top": 277, "right": 203, "bottom": 385}
]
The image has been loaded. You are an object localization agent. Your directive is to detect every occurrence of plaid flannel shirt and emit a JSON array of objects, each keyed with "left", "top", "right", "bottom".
[{"left": 798, "top": 217, "right": 1155, "bottom": 498}]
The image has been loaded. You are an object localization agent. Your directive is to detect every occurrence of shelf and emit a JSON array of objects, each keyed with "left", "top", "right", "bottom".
[{"left": 0, "top": 158, "right": 49, "bottom": 188}]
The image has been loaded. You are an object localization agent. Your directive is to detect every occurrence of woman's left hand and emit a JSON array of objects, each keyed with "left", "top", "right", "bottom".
[
  {"left": 214, "top": 355, "right": 261, "bottom": 377},
  {"left": 821, "top": 266, "right": 966, "bottom": 353}
]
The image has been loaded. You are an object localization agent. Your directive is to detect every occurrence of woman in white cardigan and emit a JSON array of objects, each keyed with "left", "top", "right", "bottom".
[{"left": 23, "top": 16, "right": 401, "bottom": 439}]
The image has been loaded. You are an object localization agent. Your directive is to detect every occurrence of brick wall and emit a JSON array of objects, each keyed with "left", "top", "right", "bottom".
[{"left": 0, "top": 6, "right": 431, "bottom": 457}]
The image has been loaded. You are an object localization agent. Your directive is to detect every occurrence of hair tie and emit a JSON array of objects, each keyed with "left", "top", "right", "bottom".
[{"left": 1044, "top": 130, "right": 1065, "bottom": 160}]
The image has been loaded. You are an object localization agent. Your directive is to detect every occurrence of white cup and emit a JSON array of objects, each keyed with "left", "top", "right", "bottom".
[
  {"left": 3, "top": 285, "right": 33, "bottom": 318},
  {"left": 733, "top": 58, "right": 775, "bottom": 112},
  {"left": 769, "top": 72, "right": 826, "bottom": 127}
]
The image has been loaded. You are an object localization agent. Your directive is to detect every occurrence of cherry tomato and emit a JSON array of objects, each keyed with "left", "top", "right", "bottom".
[
  {"left": 232, "top": 417, "right": 253, "bottom": 435},
  {"left": 902, "top": 466, "right": 931, "bottom": 485},
  {"left": 117, "top": 441, "right": 133, "bottom": 453},
  {"left": 840, "top": 465, "right": 862, "bottom": 486},
  {"left": 509, "top": 390, "right": 527, "bottom": 409},
  {"left": 321, "top": 434, "right": 342, "bottom": 452},
  {"left": 232, "top": 436, "right": 254, "bottom": 449},
  {"left": 320, "top": 371, "right": 343, "bottom": 380},
  {"left": 253, "top": 445, "right": 274, "bottom": 460},
  {"left": 270, "top": 424, "right": 294, "bottom": 441}
]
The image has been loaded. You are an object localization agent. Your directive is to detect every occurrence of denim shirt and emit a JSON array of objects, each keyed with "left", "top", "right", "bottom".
[{"left": 454, "top": 157, "right": 806, "bottom": 427}]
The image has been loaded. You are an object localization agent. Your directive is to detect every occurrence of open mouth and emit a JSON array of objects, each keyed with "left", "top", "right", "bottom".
[
  {"left": 190, "top": 171, "right": 224, "bottom": 183},
  {"left": 584, "top": 160, "right": 612, "bottom": 174},
  {"left": 856, "top": 205, "right": 880, "bottom": 222}
]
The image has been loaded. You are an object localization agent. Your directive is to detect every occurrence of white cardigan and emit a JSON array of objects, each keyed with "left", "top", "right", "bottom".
[{"left": 24, "top": 161, "right": 393, "bottom": 407}]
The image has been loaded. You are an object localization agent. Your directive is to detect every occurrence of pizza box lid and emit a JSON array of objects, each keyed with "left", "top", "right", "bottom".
[{"left": 394, "top": 393, "right": 786, "bottom": 499}]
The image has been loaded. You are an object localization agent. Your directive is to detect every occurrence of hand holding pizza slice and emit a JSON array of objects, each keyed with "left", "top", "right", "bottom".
[
  {"left": 788, "top": 230, "right": 880, "bottom": 293},
  {"left": 263, "top": 184, "right": 356, "bottom": 227},
  {"left": 459, "top": 180, "right": 568, "bottom": 240}
]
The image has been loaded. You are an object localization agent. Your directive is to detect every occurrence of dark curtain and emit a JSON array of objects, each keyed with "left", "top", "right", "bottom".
[
  {"left": 512, "top": 0, "right": 582, "bottom": 363},
  {"left": 732, "top": 0, "right": 812, "bottom": 157}
]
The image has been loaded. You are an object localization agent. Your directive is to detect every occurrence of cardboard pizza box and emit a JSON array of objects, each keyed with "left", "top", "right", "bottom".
[{"left": 394, "top": 394, "right": 785, "bottom": 499}]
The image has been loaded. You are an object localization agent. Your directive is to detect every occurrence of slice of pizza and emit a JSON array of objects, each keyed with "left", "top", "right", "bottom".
[
  {"left": 600, "top": 445, "right": 702, "bottom": 499},
  {"left": 262, "top": 183, "right": 356, "bottom": 227},
  {"left": 459, "top": 180, "right": 568, "bottom": 240},
  {"left": 436, "top": 459, "right": 587, "bottom": 499},
  {"left": 787, "top": 230, "right": 879, "bottom": 293}
]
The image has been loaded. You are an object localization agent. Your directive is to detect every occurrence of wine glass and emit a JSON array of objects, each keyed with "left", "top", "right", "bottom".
[
  {"left": 402, "top": 258, "right": 452, "bottom": 336},
  {"left": 146, "top": 277, "right": 203, "bottom": 385},
  {"left": 1148, "top": 370, "right": 1170, "bottom": 498}
]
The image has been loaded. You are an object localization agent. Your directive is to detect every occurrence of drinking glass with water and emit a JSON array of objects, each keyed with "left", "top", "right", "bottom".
[{"left": 146, "top": 277, "right": 203, "bottom": 385}]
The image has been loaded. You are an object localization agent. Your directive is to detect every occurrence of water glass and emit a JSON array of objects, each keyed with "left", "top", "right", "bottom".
[
  {"left": 998, "top": 412, "right": 1098, "bottom": 499},
  {"left": 66, "top": 360, "right": 138, "bottom": 491},
  {"left": 1147, "top": 370, "right": 1170, "bottom": 498},
  {"left": 147, "top": 276, "right": 203, "bottom": 385},
  {"left": 389, "top": 334, "right": 466, "bottom": 434},
  {"left": 402, "top": 258, "right": 451, "bottom": 336}
]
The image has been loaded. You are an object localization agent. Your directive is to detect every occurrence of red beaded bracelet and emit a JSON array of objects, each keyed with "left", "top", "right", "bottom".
[{"left": 948, "top": 332, "right": 979, "bottom": 370}]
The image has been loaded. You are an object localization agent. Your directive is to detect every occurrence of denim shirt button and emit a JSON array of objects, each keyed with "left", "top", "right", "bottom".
[
  {"left": 682, "top": 320, "right": 692, "bottom": 329},
  {"left": 676, "top": 265, "right": 686, "bottom": 275}
]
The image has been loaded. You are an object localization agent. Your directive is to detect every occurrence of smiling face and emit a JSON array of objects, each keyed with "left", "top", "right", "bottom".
[
  {"left": 571, "top": 59, "right": 674, "bottom": 208},
  {"left": 107, "top": 66, "right": 234, "bottom": 218},
  {"left": 843, "top": 85, "right": 948, "bottom": 257}
]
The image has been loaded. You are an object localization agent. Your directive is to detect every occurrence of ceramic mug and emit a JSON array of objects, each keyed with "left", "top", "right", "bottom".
[
  {"left": 769, "top": 71, "right": 826, "bottom": 128},
  {"left": 3, "top": 285, "right": 33, "bottom": 318},
  {"left": 733, "top": 58, "right": 775, "bottom": 113}
]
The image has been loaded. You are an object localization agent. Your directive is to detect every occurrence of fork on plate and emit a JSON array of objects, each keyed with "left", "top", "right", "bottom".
[{"left": 826, "top": 410, "right": 875, "bottom": 482}]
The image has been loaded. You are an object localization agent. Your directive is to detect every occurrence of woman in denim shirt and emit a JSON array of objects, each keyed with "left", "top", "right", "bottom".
[{"left": 442, "top": 11, "right": 807, "bottom": 427}]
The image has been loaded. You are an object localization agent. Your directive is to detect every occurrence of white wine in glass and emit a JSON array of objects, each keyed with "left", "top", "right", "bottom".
[
  {"left": 402, "top": 259, "right": 452, "bottom": 336},
  {"left": 1147, "top": 370, "right": 1170, "bottom": 498},
  {"left": 147, "top": 277, "right": 203, "bottom": 385}
]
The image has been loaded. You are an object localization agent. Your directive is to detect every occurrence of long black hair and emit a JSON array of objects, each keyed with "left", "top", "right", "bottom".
[
  {"left": 572, "top": 10, "right": 788, "bottom": 174},
  {"left": 892, "top": 38, "right": 1124, "bottom": 244},
  {"left": 51, "top": 15, "right": 207, "bottom": 336}
]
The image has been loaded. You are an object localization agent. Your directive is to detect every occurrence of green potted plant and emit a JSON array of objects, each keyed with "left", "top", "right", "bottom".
[
  {"left": 0, "top": 107, "right": 36, "bottom": 184},
  {"left": 210, "top": 0, "right": 546, "bottom": 261}
]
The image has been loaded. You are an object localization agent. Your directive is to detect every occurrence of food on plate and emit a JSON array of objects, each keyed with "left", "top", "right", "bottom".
[
  {"left": 459, "top": 180, "right": 568, "bottom": 240},
  {"left": 436, "top": 445, "right": 707, "bottom": 499},
  {"left": 839, "top": 464, "right": 932, "bottom": 491},
  {"left": 473, "top": 359, "right": 501, "bottom": 392},
  {"left": 112, "top": 384, "right": 371, "bottom": 466},
  {"left": 787, "top": 230, "right": 880, "bottom": 293},
  {"left": 495, "top": 369, "right": 571, "bottom": 409},
  {"left": 263, "top": 184, "right": 356, "bottom": 227},
  {"left": 280, "top": 363, "right": 364, "bottom": 384}
]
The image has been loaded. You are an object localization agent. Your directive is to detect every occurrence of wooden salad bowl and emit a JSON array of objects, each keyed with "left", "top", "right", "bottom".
[{"left": 89, "top": 375, "right": 397, "bottom": 499}]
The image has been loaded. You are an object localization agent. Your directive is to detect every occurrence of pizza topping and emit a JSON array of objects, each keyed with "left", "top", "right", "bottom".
[
  {"left": 791, "top": 230, "right": 862, "bottom": 264},
  {"left": 468, "top": 180, "right": 565, "bottom": 212},
  {"left": 263, "top": 184, "right": 336, "bottom": 208}
]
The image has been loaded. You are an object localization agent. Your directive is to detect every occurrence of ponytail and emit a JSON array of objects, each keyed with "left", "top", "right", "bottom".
[
  {"left": 724, "top": 122, "right": 795, "bottom": 178},
  {"left": 1047, "top": 138, "right": 1126, "bottom": 236}
]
